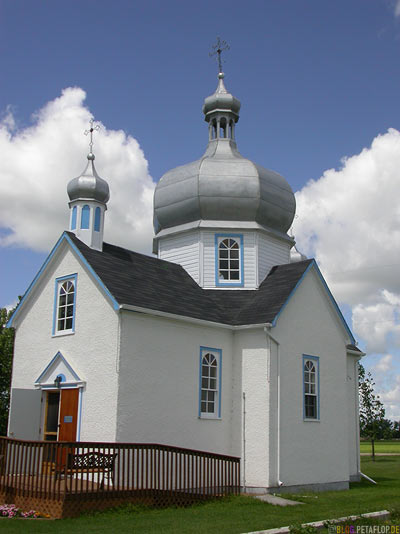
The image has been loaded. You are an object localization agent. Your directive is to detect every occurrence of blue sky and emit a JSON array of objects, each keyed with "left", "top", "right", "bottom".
[{"left": 1, "top": 0, "right": 400, "bottom": 419}]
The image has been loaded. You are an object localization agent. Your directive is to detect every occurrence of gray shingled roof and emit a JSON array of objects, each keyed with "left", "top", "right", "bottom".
[{"left": 68, "top": 232, "right": 313, "bottom": 327}]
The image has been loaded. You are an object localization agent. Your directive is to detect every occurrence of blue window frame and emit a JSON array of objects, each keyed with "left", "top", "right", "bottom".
[
  {"left": 81, "top": 205, "right": 90, "bottom": 229},
  {"left": 199, "top": 347, "right": 222, "bottom": 418},
  {"left": 94, "top": 207, "right": 101, "bottom": 232},
  {"left": 215, "top": 234, "right": 244, "bottom": 287},
  {"left": 303, "top": 355, "right": 320, "bottom": 420},
  {"left": 71, "top": 206, "right": 77, "bottom": 230},
  {"left": 52, "top": 274, "right": 77, "bottom": 335}
]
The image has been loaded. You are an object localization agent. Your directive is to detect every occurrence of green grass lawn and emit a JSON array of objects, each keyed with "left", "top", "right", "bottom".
[
  {"left": 0, "top": 456, "right": 399, "bottom": 533},
  {"left": 360, "top": 440, "right": 400, "bottom": 454}
]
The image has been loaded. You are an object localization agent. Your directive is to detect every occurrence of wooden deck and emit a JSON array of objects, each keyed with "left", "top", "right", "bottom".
[{"left": 0, "top": 438, "right": 240, "bottom": 518}]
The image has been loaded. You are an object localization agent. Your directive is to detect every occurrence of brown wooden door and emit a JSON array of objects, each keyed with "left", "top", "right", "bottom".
[{"left": 58, "top": 389, "right": 79, "bottom": 442}]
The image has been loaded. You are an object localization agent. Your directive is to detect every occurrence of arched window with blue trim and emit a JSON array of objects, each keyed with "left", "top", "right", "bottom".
[
  {"left": 199, "top": 347, "right": 221, "bottom": 419},
  {"left": 71, "top": 206, "right": 77, "bottom": 230},
  {"left": 81, "top": 205, "right": 90, "bottom": 229},
  {"left": 56, "top": 278, "right": 76, "bottom": 332},
  {"left": 303, "top": 356, "right": 320, "bottom": 420},
  {"left": 215, "top": 234, "right": 243, "bottom": 286},
  {"left": 94, "top": 207, "right": 101, "bottom": 232}
]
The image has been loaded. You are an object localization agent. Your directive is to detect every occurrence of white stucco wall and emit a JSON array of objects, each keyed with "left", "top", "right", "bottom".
[
  {"left": 269, "top": 268, "right": 352, "bottom": 488},
  {"left": 10, "top": 237, "right": 358, "bottom": 491},
  {"left": 347, "top": 355, "right": 361, "bottom": 479},
  {"left": 10, "top": 242, "right": 119, "bottom": 442},
  {"left": 116, "top": 312, "right": 239, "bottom": 456},
  {"left": 235, "top": 329, "right": 270, "bottom": 489}
]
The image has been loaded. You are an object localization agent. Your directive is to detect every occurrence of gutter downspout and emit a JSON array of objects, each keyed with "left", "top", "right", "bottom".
[
  {"left": 242, "top": 392, "right": 246, "bottom": 490},
  {"left": 264, "top": 323, "right": 283, "bottom": 488},
  {"left": 360, "top": 472, "right": 377, "bottom": 484}
]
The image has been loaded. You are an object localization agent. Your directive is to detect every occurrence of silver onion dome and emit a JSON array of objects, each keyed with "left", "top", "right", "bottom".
[
  {"left": 153, "top": 73, "right": 295, "bottom": 235},
  {"left": 67, "top": 153, "right": 110, "bottom": 203},
  {"left": 203, "top": 73, "right": 241, "bottom": 120}
]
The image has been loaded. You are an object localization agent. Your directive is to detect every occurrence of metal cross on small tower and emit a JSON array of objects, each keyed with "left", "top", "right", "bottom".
[
  {"left": 84, "top": 119, "right": 100, "bottom": 153},
  {"left": 209, "top": 37, "right": 230, "bottom": 74}
]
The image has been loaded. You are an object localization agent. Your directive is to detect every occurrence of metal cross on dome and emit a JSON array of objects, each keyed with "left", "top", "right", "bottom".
[
  {"left": 84, "top": 119, "right": 100, "bottom": 153},
  {"left": 209, "top": 37, "right": 230, "bottom": 73}
]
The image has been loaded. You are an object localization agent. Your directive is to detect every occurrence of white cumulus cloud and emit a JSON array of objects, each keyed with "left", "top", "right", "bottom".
[
  {"left": 294, "top": 128, "right": 400, "bottom": 307},
  {"left": 294, "top": 128, "right": 400, "bottom": 421},
  {"left": 374, "top": 354, "right": 394, "bottom": 373},
  {"left": 379, "top": 374, "right": 400, "bottom": 420},
  {"left": 395, "top": 0, "right": 400, "bottom": 17},
  {"left": 0, "top": 87, "right": 155, "bottom": 254},
  {"left": 352, "top": 291, "right": 400, "bottom": 354}
]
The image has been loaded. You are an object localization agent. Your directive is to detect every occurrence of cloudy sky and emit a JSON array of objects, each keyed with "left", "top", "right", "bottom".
[{"left": 1, "top": 0, "right": 400, "bottom": 420}]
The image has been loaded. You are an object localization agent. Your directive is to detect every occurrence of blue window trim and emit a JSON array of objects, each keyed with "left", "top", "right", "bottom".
[
  {"left": 81, "top": 205, "right": 90, "bottom": 229},
  {"left": 52, "top": 273, "right": 78, "bottom": 336},
  {"left": 71, "top": 206, "right": 77, "bottom": 230},
  {"left": 198, "top": 346, "right": 222, "bottom": 419},
  {"left": 302, "top": 354, "right": 320, "bottom": 421},
  {"left": 94, "top": 207, "right": 101, "bottom": 232},
  {"left": 214, "top": 233, "right": 244, "bottom": 288}
]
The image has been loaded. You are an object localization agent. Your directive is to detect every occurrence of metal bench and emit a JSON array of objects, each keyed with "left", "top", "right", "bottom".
[{"left": 56, "top": 451, "right": 118, "bottom": 489}]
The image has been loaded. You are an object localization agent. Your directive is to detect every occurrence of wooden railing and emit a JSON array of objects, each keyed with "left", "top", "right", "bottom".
[{"left": 0, "top": 437, "right": 240, "bottom": 503}]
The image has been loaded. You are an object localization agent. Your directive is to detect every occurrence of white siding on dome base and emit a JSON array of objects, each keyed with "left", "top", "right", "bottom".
[
  {"left": 258, "top": 232, "right": 291, "bottom": 284},
  {"left": 158, "top": 231, "right": 200, "bottom": 283},
  {"left": 157, "top": 227, "right": 292, "bottom": 289}
]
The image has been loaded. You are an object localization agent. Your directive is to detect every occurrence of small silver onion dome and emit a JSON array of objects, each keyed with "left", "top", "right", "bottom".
[
  {"left": 67, "top": 153, "right": 110, "bottom": 203},
  {"left": 153, "top": 74, "right": 296, "bottom": 236},
  {"left": 290, "top": 245, "right": 308, "bottom": 263},
  {"left": 202, "top": 73, "right": 241, "bottom": 122}
]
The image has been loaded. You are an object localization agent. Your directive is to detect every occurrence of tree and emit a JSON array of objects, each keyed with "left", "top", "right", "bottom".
[
  {"left": 0, "top": 306, "right": 16, "bottom": 436},
  {"left": 359, "top": 363, "right": 386, "bottom": 461},
  {"left": 393, "top": 421, "right": 400, "bottom": 439}
]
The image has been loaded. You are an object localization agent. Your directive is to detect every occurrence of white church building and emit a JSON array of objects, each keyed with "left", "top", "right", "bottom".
[{"left": 7, "top": 69, "right": 363, "bottom": 493}]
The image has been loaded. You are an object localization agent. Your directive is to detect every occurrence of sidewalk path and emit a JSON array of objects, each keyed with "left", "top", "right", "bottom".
[{"left": 360, "top": 452, "right": 400, "bottom": 456}]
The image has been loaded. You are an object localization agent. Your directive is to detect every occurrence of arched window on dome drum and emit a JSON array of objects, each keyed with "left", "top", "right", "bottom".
[
  {"left": 220, "top": 118, "right": 227, "bottom": 138},
  {"left": 94, "top": 207, "right": 101, "bottom": 232},
  {"left": 212, "top": 119, "right": 217, "bottom": 139},
  {"left": 81, "top": 205, "right": 90, "bottom": 229},
  {"left": 216, "top": 236, "right": 242, "bottom": 285},
  {"left": 71, "top": 206, "right": 77, "bottom": 230},
  {"left": 303, "top": 356, "right": 319, "bottom": 420}
]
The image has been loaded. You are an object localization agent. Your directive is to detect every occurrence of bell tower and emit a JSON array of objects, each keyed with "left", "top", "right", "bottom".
[{"left": 67, "top": 120, "right": 110, "bottom": 251}]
